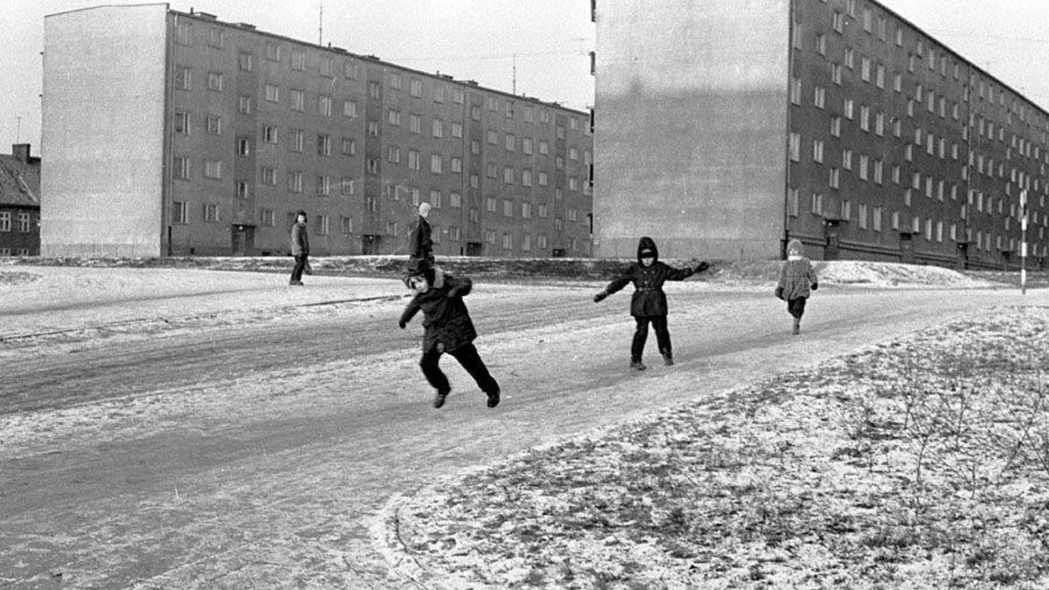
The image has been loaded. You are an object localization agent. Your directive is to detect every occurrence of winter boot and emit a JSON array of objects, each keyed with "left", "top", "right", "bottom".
[
  {"left": 486, "top": 386, "right": 500, "bottom": 409},
  {"left": 630, "top": 360, "right": 647, "bottom": 371},
  {"left": 792, "top": 318, "right": 801, "bottom": 335},
  {"left": 662, "top": 352, "right": 674, "bottom": 366},
  {"left": 433, "top": 388, "right": 450, "bottom": 409}
]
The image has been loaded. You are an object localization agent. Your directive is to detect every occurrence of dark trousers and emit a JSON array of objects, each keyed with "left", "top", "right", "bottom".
[
  {"left": 420, "top": 342, "right": 499, "bottom": 396},
  {"left": 290, "top": 254, "right": 308, "bottom": 282},
  {"left": 788, "top": 297, "right": 807, "bottom": 319},
  {"left": 632, "top": 316, "right": 671, "bottom": 362}
]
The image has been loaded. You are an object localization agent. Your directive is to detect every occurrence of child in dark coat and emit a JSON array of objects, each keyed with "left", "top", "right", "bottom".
[
  {"left": 399, "top": 258, "right": 500, "bottom": 409},
  {"left": 775, "top": 239, "right": 819, "bottom": 335},
  {"left": 593, "top": 236, "right": 709, "bottom": 370}
]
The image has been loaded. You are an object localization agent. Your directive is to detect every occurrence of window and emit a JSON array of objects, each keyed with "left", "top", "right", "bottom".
[
  {"left": 860, "top": 105, "right": 870, "bottom": 131},
  {"left": 175, "top": 66, "right": 192, "bottom": 90},
  {"left": 814, "top": 86, "right": 826, "bottom": 109},
  {"left": 432, "top": 118, "right": 443, "bottom": 138},
  {"left": 343, "top": 100, "right": 358, "bottom": 118},
  {"left": 207, "top": 71, "right": 224, "bottom": 91},
  {"left": 317, "top": 134, "right": 331, "bottom": 156},
  {"left": 288, "top": 170, "right": 304, "bottom": 193},
  {"left": 0, "top": 212, "right": 9, "bottom": 232},
  {"left": 342, "top": 137, "right": 356, "bottom": 156},
  {"left": 208, "top": 28, "right": 224, "bottom": 48},
  {"left": 812, "top": 139, "right": 825, "bottom": 163},
  {"left": 504, "top": 199, "right": 514, "bottom": 217},
  {"left": 238, "top": 96, "right": 252, "bottom": 114},
  {"left": 873, "top": 207, "right": 883, "bottom": 231},
  {"left": 389, "top": 72, "right": 402, "bottom": 90},
  {"left": 430, "top": 154, "right": 442, "bottom": 174},
  {"left": 388, "top": 109, "right": 401, "bottom": 126},
  {"left": 291, "top": 89, "right": 305, "bottom": 112},
  {"left": 859, "top": 155, "right": 869, "bottom": 180},
  {"left": 261, "top": 167, "right": 277, "bottom": 186},
  {"left": 205, "top": 115, "right": 221, "bottom": 135},
  {"left": 488, "top": 130, "right": 499, "bottom": 145},
  {"left": 316, "top": 175, "right": 331, "bottom": 196},
  {"left": 506, "top": 134, "right": 516, "bottom": 151},
  {"left": 173, "top": 156, "right": 190, "bottom": 180},
  {"left": 504, "top": 166, "right": 514, "bottom": 184},
  {"left": 387, "top": 146, "right": 400, "bottom": 163},
  {"left": 172, "top": 201, "right": 188, "bottom": 224},
  {"left": 522, "top": 169, "right": 533, "bottom": 186},
  {"left": 174, "top": 112, "right": 190, "bottom": 135},
  {"left": 265, "top": 42, "right": 281, "bottom": 62},
  {"left": 408, "top": 149, "right": 420, "bottom": 170},
  {"left": 265, "top": 84, "right": 280, "bottom": 103},
  {"left": 236, "top": 137, "right": 251, "bottom": 156},
  {"left": 830, "top": 117, "right": 841, "bottom": 138},
  {"left": 788, "top": 188, "right": 799, "bottom": 217},
  {"left": 832, "top": 64, "right": 843, "bottom": 86},
  {"left": 261, "top": 209, "right": 275, "bottom": 227},
  {"left": 319, "top": 95, "right": 333, "bottom": 117},
  {"left": 291, "top": 48, "right": 305, "bottom": 71},
  {"left": 204, "top": 203, "right": 220, "bottom": 223},
  {"left": 341, "top": 178, "right": 356, "bottom": 196},
  {"left": 236, "top": 182, "right": 250, "bottom": 200},
  {"left": 262, "top": 125, "right": 278, "bottom": 143},
  {"left": 829, "top": 168, "right": 839, "bottom": 189},
  {"left": 204, "top": 160, "right": 222, "bottom": 179},
  {"left": 451, "top": 157, "right": 462, "bottom": 173},
  {"left": 320, "top": 56, "right": 333, "bottom": 78},
  {"left": 289, "top": 129, "right": 304, "bottom": 152},
  {"left": 844, "top": 98, "right": 854, "bottom": 119},
  {"left": 449, "top": 192, "right": 462, "bottom": 208},
  {"left": 790, "top": 78, "right": 802, "bottom": 105},
  {"left": 842, "top": 149, "right": 852, "bottom": 171},
  {"left": 176, "top": 22, "right": 192, "bottom": 46},
  {"left": 789, "top": 132, "right": 800, "bottom": 162},
  {"left": 811, "top": 192, "right": 824, "bottom": 215},
  {"left": 451, "top": 122, "right": 462, "bottom": 138},
  {"left": 238, "top": 52, "right": 253, "bottom": 72}
]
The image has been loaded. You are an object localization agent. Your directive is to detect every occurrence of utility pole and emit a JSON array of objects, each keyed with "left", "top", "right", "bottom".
[
  {"left": 1020, "top": 189, "right": 1028, "bottom": 295},
  {"left": 16, "top": 116, "right": 21, "bottom": 143}
]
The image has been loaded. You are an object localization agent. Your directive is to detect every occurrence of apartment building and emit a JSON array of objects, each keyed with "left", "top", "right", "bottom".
[
  {"left": 0, "top": 144, "right": 41, "bottom": 256},
  {"left": 41, "top": 4, "right": 593, "bottom": 258},
  {"left": 593, "top": 0, "right": 1048, "bottom": 269}
]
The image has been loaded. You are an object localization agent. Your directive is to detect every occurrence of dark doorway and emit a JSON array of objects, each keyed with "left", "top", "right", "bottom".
[
  {"left": 231, "top": 224, "right": 255, "bottom": 256},
  {"left": 899, "top": 232, "right": 914, "bottom": 264},
  {"left": 465, "top": 242, "right": 483, "bottom": 256},
  {"left": 362, "top": 234, "right": 381, "bottom": 255}
]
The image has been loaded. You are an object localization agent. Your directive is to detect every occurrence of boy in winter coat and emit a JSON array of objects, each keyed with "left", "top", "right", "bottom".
[
  {"left": 399, "top": 258, "right": 501, "bottom": 409},
  {"left": 593, "top": 236, "right": 709, "bottom": 370},
  {"left": 775, "top": 239, "right": 819, "bottom": 335}
]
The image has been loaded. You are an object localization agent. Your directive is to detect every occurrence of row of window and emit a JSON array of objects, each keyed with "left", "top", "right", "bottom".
[
  {"left": 176, "top": 21, "right": 579, "bottom": 128},
  {"left": 0, "top": 212, "right": 34, "bottom": 232},
  {"left": 800, "top": 1, "right": 1049, "bottom": 142},
  {"left": 788, "top": 189, "right": 1047, "bottom": 254},
  {"left": 0, "top": 248, "right": 32, "bottom": 256}
]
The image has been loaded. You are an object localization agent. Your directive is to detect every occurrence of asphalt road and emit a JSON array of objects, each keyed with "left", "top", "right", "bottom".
[{"left": 1, "top": 279, "right": 1043, "bottom": 589}]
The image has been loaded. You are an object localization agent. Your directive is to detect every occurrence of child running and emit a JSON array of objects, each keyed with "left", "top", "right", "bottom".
[
  {"left": 593, "top": 236, "right": 709, "bottom": 370},
  {"left": 399, "top": 258, "right": 500, "bottom": 409},
  {"left": 775, "top": 238, "right": 819, "bottom": 335}
]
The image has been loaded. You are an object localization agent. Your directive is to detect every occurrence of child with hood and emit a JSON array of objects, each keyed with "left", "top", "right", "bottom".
[
  {"left": 775, "top": 238, "right": 819, "bottom": 335},
  {"left": 399, "top": 258, "right": 501, "bottom": 409},
  {"left": 593, "top": 237, "right": 709, "bottom": 370}
]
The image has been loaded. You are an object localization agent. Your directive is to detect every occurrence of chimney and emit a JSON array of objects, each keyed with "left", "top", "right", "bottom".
[{"left": 12, "top": 144, "right": 30, "bottom": 163}]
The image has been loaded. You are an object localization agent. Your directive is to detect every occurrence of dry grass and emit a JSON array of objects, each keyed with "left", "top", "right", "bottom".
[{"left": 392, "top": 307, "right": 1049, "bottom": 589}]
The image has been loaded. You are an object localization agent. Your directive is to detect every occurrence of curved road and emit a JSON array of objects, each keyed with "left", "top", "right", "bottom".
[{"left": 1, "top": 278, "right": 1043, "bottom": 589}]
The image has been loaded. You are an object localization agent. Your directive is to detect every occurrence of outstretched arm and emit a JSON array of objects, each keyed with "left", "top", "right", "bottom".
[
  {"left": 445, "top": 276, "right": 473, "bottom": 298},
  {"left": 398, "top": 296, "right": 422, "bottom": 328},
  {"left": 594, "top": 265, "right": 635, "bottom": 302}
]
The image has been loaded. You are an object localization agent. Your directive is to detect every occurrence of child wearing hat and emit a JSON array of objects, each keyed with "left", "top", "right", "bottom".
[
  {"left": 593, "top": 236, "right": 709, "bottom": 370},
  {"left": 775, "top": 239, "right": 819, "bottom": 335},
  {"left": 399, "top": 258, "right": 501, "bottom": 409}
]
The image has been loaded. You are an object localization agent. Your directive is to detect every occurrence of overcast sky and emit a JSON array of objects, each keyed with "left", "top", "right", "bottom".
[{"left": 2, "top": 0, "right": 1047, "bottom": 152}]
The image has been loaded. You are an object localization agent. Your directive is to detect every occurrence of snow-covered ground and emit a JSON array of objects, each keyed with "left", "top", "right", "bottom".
[{"left": 0, "top": 260, "right": 1042, "bottom": 589}]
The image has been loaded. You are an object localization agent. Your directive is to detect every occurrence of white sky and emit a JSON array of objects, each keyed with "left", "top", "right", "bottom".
[{"left": 2, "top": 0, "right": 1047, "bottom": 152}]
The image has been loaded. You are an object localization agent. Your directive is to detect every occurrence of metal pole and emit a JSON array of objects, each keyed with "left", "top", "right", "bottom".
[{"left": 1021, "top": 189, "right": 1028, "bottom": 295}]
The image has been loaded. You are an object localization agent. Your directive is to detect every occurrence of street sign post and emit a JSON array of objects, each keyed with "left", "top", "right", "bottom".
[{"left": 1020, "top": 190, "right": 1028, "bottom": 296}]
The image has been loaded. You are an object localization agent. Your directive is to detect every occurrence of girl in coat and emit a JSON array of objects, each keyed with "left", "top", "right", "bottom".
[
  {"left": 775, "top": 238, "right": 819, "bottom": 335},
  {"left": 399, "top": 258, "right": 500, "bottom": 409},
  {"left": 593, "top": 236, "right": 709, "bottom": 370}
]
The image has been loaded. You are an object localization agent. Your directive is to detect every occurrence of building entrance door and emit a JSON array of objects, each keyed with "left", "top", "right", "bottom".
[
  {"left": 231, "top": 224, "right": 255, "bottom": 256},
  {"left": 899, "top": 232, "right": 914, "bottom": 264}
]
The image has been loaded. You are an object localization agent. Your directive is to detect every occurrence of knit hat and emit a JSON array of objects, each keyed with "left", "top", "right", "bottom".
[
  {"left": 406, "top": 256, "right": 432, "bottom": 277},
  {"left": 787, "top": 239, "right": 804, "bottom": 255}
]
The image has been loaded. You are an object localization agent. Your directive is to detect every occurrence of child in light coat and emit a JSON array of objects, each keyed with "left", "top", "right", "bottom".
[{"left": 775, "top": 239, "right": 819, "bottom": 335}]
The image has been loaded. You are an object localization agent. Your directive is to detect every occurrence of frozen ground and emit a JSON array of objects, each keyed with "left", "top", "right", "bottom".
[{"left": 0, "top": 261, "right": 1043, "bottom": 589}]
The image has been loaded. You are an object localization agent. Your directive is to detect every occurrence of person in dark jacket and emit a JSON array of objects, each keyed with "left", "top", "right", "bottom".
[
  {"left": 593, "top": 236, "right": 709, "bottom": 370},
  {"left": 289, "top": 210, "right": 310, "bottom": 286},
  {"left": 408, "top": 202, "right": 434, "bottom": 264},
  {"left": 775, "top": 238, "right": 819, "bottom": 335},
  {"left": 399, "top": 258, "right": 500, "bottom": 409}
]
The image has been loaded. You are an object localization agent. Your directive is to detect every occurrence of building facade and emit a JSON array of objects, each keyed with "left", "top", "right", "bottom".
[
  {"left": 0, "top": 144, "right": 41, "bottom": 256},
  {"left": 42, "top": 4, "right": 594, "bottom": 258},
  {"left": 594, "top": 0, "right": 1049, "bottom": 269}
]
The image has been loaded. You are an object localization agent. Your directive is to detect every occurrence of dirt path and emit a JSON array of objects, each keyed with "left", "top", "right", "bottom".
[{"left": 1, "top": 272, "right": 1043, "bottom": 589}]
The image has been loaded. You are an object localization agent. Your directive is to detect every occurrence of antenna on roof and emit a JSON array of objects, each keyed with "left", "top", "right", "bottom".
[
  {"left": 512, "top": 54, "right": 517, "bottom": 95},
  {"left": 318, "top": 0, "right": 324, "bottom": 45}
]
